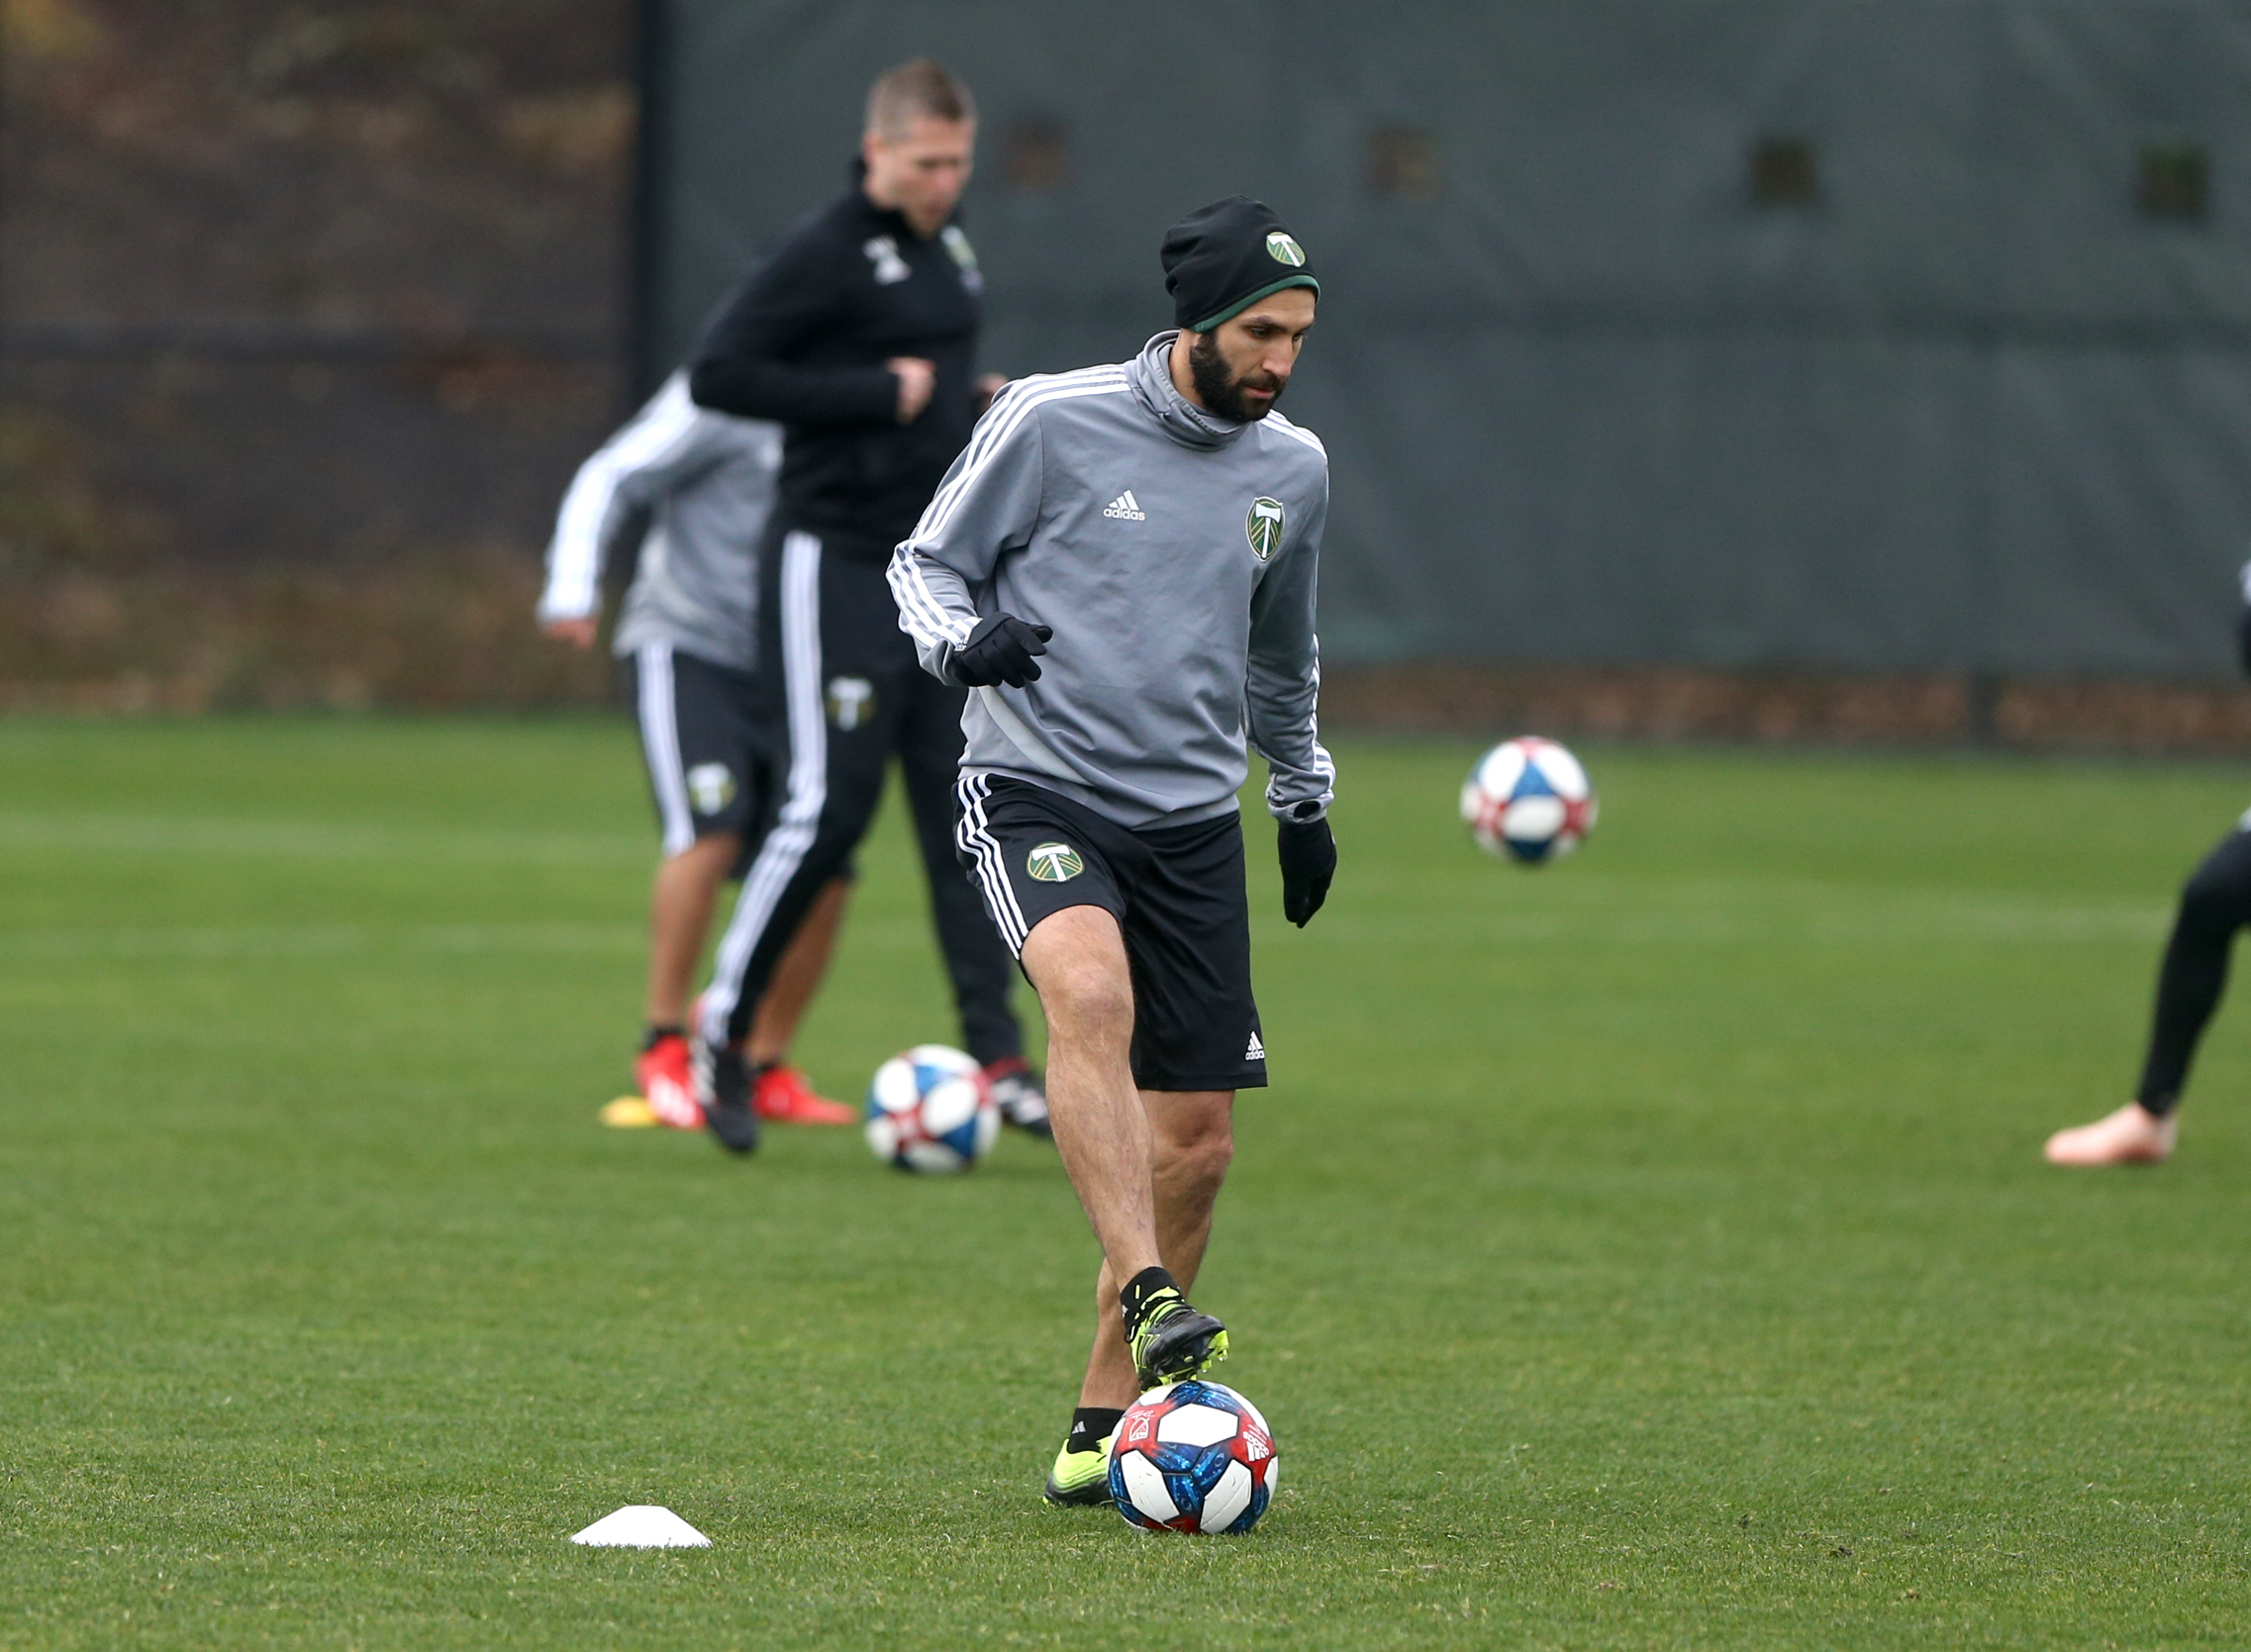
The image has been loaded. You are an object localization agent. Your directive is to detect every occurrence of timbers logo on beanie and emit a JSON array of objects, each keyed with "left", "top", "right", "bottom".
[{"left": 1160, "top": 196, "right": 1320, "bottom": 334}]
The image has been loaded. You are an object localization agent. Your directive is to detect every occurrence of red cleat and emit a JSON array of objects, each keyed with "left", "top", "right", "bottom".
[
  {"left": 754, "top": 1064, "right": 856, "bottom": 1125},
  {"left": 635, "top": 1034, "right": 704, "bottom": 1130}
]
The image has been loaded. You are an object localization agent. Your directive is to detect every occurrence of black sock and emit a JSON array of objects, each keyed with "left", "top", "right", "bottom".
[
  {"left": 1066, "top": 1406, "right": 1124, "bottom": 1453},
  {"left": 641, "top": 1023, "right": 684, "bottom": 1050},
  {"left": 1119, "top": 1265, "right": 1178, "bottom": 1331}
]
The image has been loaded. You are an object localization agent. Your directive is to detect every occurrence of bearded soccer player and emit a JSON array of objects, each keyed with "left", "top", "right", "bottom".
[
  {"left": 687, "top": 58, "right": 1047, "bottom": 1149},
  {"left": 890, "top": 198, "right": 1336, "bottom": 1505}
]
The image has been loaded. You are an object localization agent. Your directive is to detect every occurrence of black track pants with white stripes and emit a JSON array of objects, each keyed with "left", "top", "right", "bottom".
[
  {"left": 696, "top": 524, "right": 1023, "bottom": 1065},
  {"left": 2136, "top": 821, "right": 2251, "bottom": 1116}
]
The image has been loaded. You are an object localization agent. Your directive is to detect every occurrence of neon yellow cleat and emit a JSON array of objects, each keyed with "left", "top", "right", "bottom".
[
  {"left": 1126, "top": 1289, "right": 1228, "bottom": 1391},
  {"left": 1041, "top": 1434, "right": 1116, "bottom": 1506}
]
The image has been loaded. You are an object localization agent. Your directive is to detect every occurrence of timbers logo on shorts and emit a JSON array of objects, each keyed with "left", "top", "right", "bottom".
[
  {"left": 1027, "top": 841, "right": 1083, "bottom": 882},
  {"left": 686, "top": 763, "right": 735, "bottom": 815},
  {"left": 827, "top": 676, "right": 876, "bottom": 730}
]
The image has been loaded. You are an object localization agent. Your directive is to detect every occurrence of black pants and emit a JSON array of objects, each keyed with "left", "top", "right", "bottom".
[
  {"left": 2136, "top": 819, "right": 2251, "bottom": 1115},
  {"left": 694, "top": 521, "right": 1023, "bottom": 1066}
]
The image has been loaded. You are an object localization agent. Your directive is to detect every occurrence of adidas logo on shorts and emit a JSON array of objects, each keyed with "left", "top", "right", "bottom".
[{"left": 1102, "top": 490, "right": 1147, "bottom": 522}]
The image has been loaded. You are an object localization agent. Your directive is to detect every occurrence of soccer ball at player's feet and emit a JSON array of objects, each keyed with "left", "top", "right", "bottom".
[
  {"left": 1461, "top": 736, "right": 1598, "bottom": 865},
  {"left": 1108, "top": 1381, "right": 1279, "bottom": 1535},
  {"left": 864, "top": 1044, "right": 999, "bottom": 1173},
  {"left": 982, "top": 1057, "right": 1053, "bottom": 1138}
]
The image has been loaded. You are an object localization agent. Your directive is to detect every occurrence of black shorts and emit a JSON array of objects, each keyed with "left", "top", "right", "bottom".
[
  {"left": 628, "top": 640, "right": 771, "bottom": 852},
  {"left": 953, "top": 775, "right": 1266, "bottom": 1093}
]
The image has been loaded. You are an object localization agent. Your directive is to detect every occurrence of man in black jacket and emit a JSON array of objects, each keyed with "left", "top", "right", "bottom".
[{"left": 686, "top": 57, "right": 1045, "bottom": 1151}]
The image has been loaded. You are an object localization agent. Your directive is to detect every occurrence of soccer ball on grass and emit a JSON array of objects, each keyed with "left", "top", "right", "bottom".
[
  {"left": 1460, "top": 735, "right": 1598, "bottom": 864},
  {"left": 1107, "top": 1380, "right": 1279, "bottom": 1534},
  {"left": 863, "top": 1044, "right": 998, "bottom": 1173}
]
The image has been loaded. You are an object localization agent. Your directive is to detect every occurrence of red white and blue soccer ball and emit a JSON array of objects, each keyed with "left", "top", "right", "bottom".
[
  {"left": 1460, "top": 735, "right": 1599, "bottom": 864},
  {"left": 863, "top": 1044, "right": 998, "bottom": 1174},
  {"left": 1107, "top": 1380, "right": 1280, "bottom": 1535}
]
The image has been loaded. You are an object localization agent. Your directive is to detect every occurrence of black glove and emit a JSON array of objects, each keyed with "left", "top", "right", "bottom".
[
  {"left": 1276, "top": 813, "right": 1335, "bottom": 927},
  {"left": 949, "top": 614, "right": 1052, "bottom": 688}
]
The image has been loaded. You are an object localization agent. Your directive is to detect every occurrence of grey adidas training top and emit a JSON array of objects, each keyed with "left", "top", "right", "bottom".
[
  {"left": 538, "top": 371, "right": 779, "bottom": 671},
  {"left": 890, "top": 333, "right": 1334, "bottom": 830}
]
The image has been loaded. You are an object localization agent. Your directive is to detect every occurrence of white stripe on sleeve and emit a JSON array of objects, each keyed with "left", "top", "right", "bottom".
[
  {"left": 903, "top": 370, "right": 1126, "bottom": 549},
  {"left": 887, "top": 547, "right": 976, "bottom": 651},
  {"left": 538, "top": 373, "right": 707, "bottom": 623}
]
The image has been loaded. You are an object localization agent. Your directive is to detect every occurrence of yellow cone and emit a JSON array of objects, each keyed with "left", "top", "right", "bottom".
[{"left": 600, "top": 1095, "right": 661, "bottom": 1128}]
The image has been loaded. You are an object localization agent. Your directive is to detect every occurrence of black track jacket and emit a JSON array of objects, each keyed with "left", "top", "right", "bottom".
[{"left": 688, "top": 171, "right": 982, "bottom": 557}]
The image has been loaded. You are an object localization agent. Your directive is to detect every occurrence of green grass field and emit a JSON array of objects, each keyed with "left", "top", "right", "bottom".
[{"left": 5, "top": 717, "right": 2250, "bottom": 1650}]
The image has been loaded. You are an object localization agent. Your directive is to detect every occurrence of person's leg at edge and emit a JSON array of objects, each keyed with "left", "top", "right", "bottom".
[{"left": 2048, "top": 825, "right": 2251, "bottom": 1164}]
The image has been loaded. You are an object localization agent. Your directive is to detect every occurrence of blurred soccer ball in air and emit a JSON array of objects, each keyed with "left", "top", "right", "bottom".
[
  {"left": 1107, "top": 1380, "right": 1279, "bottom": 1535},
  {"left": 864, "top": 1044, "right": 998, "bottom": 1173},
  {"left": 1460, "top": 736, "right": 1598, "bottom": 864}
]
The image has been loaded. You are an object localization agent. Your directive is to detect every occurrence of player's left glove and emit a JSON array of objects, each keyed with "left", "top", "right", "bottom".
[{"left": 1276, "top": 812, "right": 1335, "bottom": 927}]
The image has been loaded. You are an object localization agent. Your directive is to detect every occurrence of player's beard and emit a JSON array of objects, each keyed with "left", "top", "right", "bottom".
[{"left": 1189, "top": 329, "right": 1285, "bottom": 423}]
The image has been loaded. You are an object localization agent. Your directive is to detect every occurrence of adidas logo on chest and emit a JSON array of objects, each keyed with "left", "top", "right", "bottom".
[{"left": 1102, "top": 489, "right": 1147, "bottom": 522}]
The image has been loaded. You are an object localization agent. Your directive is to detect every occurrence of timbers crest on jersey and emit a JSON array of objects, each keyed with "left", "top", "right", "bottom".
[{"left": 1245, "top": 497, "right": 1285, "bottom": 562}]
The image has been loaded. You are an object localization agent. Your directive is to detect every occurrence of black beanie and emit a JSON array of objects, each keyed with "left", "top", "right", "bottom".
[{"left": 1160, "top": 196, "right": 1320, "bottom": 334}]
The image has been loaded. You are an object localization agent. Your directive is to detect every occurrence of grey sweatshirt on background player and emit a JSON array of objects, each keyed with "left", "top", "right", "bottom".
[
  {"left": 890, "top": 332, "right": 1334, "bottom": 830},
  {"left": 538, "top": 371, "right": 780, "bottom": 670}
]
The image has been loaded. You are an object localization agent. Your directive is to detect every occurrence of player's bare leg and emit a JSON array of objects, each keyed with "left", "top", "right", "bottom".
[
  {"left": 1039, "top": 1082, "right": 1232, "bottom": 1505},
  {"left": 645, "top": 833, "right": 740, "bottom": 1027},
  {"left": 1020, "top": 906, "right": 1164, "bottom": 1279},
  {"left": 654, "top": 856, "right": 846, "bottom": 1039},
  {"left": 746, "top": 874, "right": 850, "bottom": 1064},
  {"left": 746, "top": 876, "right": 856, "bottom": 1124},
  {"left": 636, "top": 833, "right": 741, "bottom": 1127},
  {"left": 2044, "top": 1102, "right": 2178, "bottom": 1165},
  {"left": 1023, "top": 907, "right": 1228, "bottom": 1378},
  {"left": 643, "top": 848, "right": 850, "bottom": 1134},
  {"left": 1078, "top": 1088, "right": 1234, "bottom": 1409}
]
